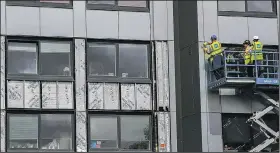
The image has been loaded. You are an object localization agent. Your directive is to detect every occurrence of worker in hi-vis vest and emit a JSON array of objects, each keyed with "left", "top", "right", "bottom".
[
  {"left": 251, "top": 36, "right": 263, "bottom": 77},
  {"left": 202, "top": 35, "right": 224, "bottom": 80},
  {"left": 243, "top": 40, "right": 254, "bottom": 77}
]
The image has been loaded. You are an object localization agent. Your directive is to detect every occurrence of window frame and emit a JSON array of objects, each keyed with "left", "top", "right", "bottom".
[
  {"left": 6, "top": 111, "right": 75, "bottom": 152},
  {"left": 6, "top": 0, "right": 73, "bottom": 9},
  {"left": 217, "top": 0, "right": 277, "bottom": 18},
  {"left": 86, "top": 40, "right": 152, "bottom": 84},
  {"left": 86, "top": 0, "right": 150, "bottom": 12},
  {"left": 87, "top": 113, "right": 153, "bottom": 152},
  {"left": 6, "top": 37, "right": 75, "bottom": 82}
]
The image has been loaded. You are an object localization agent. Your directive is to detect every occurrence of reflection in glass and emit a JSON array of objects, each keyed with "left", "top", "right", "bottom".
[
  {"left": 40, "top": 0, "right": 70, "bottom": 3},
  {"left": 40, "top": 114, "right": 72, "bottom": 150},
  {"left": 120, "top": 116, "right": 150, "bottom": 150},
  {"left": 88, "top": 44, "right": 116, "bottom": 76},
  {"left": 90, "top": 117, "right": 118, "bottom": 149},
  {"left": 119, "top": 44, "right": 148, "bottom": 78},
  {"left": 218, "top": 1, "right": 246, "bottom": 12},
  {"left": 9, "top": 115, "right": 38, "bottom": 149},
  {"left": 247, "top": 1, "right": 273, "bottom": 12},
  {"left": 8, "top": 42, "right": 38, "bottom": 75},
  {"left": 87, "top": 0, "right": 115, "bottom": 5},
  {"left": 40, "top": 41, "right": 71, "bottom": 76},
  {"left": 118, "top": 1, "right": 147, "bottom": 7}
]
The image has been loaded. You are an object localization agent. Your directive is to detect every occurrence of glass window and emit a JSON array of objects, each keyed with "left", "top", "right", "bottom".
[
  {"left": 119, "top": 44, "right": 148, "bottom": 78},
  {"left": 40, "top": 41, "right": 71, "bottom": 76},
  {"left": 40, "top": 114, "right": 73, "bottom": 150},
  {"left": 120, "top": 116, "right": 151, "bottom": 150},
  {"left": 118, "top": 1, "right": 147, "bottom": 7},
  {"left": 9, "top": 115, "right": 39, "bottom": 149},
  {"left": 88, "top": 43, "right": 116, "bottom": 77},
  {"left": 218, "top": 1, "right": 246, "bottom": 12},
  {"left": 247, "top": 1, "right": 273, "bottom": 12},
  {"left": 87, "top": 0, "right": 115, "bottom": 5},
  {"left": 89, "top": 116, "right": 118, "bottom": 149},
  {"left": 7, "top": 42, "right": 38, "bottom": 75}
]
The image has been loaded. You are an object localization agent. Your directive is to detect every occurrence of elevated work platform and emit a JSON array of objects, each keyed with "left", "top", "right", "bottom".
[{"left": 207, "top": 50, "right": 279, "bottom": 91}]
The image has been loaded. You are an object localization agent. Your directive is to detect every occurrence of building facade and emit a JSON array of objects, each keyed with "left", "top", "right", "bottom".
[
  {"left": 0, "top": 0, "right": 176, "bottom": 152},
  {"left": 173, "top": 0, "right": 279, "bottom": 152}
]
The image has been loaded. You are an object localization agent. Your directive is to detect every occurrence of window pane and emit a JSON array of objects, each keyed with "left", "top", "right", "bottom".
[
  {"left": 8, "top": 42, "right": 37, "bottom": 75},
  {"left": 118, "top": 1, "right": 147, "bottom": 7},
  {"left": 120, "top": 116, "right": 151, "bottom": 150},
  {"left": 41, "top": 114, "right": 73, "bottom": 150},
  {"left": 9, "top": 115, "right": 38, "bottom": 149},
  {"left": 247, "top": 1, "right": 273, "bottom": 12},
  {"left": 40, "top": 41, "right": 71, "bottom": 76},
  {"left": 89, "top": 116, "right": 118, "bottom": 149},
  {"left": 222, "top": 116, "right": 251, "bottom": 151},
  {"left": 88, "top": 43, "right": 116, "bottom": 76},
  {"left": 87, "top": 0, "right": 115, "bottom": 5},
  {"left": 119, "top": 44, "right": 148, "bottom": 78},
  {"left": 40, "top": 0, "right": 70, "bottom": 3},
  {"left": 218, "top": 1, "right": 245, "bottom": 12}
]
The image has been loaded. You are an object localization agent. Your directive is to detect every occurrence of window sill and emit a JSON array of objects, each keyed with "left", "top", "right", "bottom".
[
  {"left": 7, "top": 75, "right": 74, "bottom": 82},
  {"left": 86, "top": 4, "right": 150, "bottom": 13},
  {"left": 87, "top": 77, "right": 152, "bottom": 84},
  {"left": 6, "top": 1, "right": 73, "bottom": 9},
  {"left": 218, "top": 11, "right": 277, "bottom": 18}
]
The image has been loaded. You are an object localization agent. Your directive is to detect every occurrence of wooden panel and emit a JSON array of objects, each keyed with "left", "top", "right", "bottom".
[
  {"left": 136, "top": 84, "right": 152, "bottom": 110},
  {"left": 104, "top": 83, "right": 119, "bottom": 110},
  {"left": 42, "top": 82, "right": 57, "bottom": 109},
  {"left": 121, "top": 84, "right": 136, "bottom": 110},
  {"left": 24, "top": 81, "right": 40, "bottom": 108},
  {"left": 88, "top": 83, "right": 104, "bottom": 109},
  {"left": 58, "top": 82, "right": 73, "bottom": 109},
  {"left": 7, "top": 81, "right": 24, "bottom": 108}
]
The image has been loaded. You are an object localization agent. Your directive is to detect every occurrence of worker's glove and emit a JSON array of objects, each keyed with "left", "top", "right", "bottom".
[
  {"left": 203, "top": 42, "right": 208, "bottom": 47},
  {"left": 203, "top": 47, "right": 208, "bottom": 52}
]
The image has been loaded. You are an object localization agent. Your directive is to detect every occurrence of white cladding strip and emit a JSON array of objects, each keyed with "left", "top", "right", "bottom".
[
  {"left": 0, "top": 36, "right": 5, "bottom": 110},
  {"left": 75, "top": 39, "right": 86, "bottom": 111},
  {"left": 42, "top": 82, "right": 73, "bottom": 109},
  {"left": 76, "top": 111, "right": 87, "bottom": 152},
  {"left": 88, "top": 83, "right": 119, "bottom": 110},
  {"left": 157, "top": 112, "right": 171, "bottom": 152},
  {"left": 7, "top": 81, "right": 40, "bottom": 108},
  {"left": 155, "top": 41, "right": 170, "bottom": 110},
  {"left": 0, "top": 110, "right": 5, "bottom": 152},
  {"left": 121, "top": 84, "right": 152, "bottom": 110}
]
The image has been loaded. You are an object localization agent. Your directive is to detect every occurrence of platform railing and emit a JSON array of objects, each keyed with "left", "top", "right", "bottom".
[{"left": 207, "top": 49, "right": 279, "bottom": 86}]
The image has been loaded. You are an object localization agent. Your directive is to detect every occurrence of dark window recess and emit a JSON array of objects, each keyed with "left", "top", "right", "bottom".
[
  {"left": 87, "top": 42, "right": 150, "bottom": 81},
  {"left": 218, "top": 0, "right": 277, "bottom": 18},
  {"left": 87, "top": 0, "right": 149, "bottom": 12},
  {"left": 7, "top": 40, "right": 73, "bottom": 79},
  {"left": 6, "top": 0, "right": 72, "bottom": 7},
  {"left": 222, "top": 114, "right": 279, "bottom": 152},
  {"left": 8, "top": 114, "right": 73, "bottom": 151},
  {"left": 88, "top": 115, "right": 152, "bottom": 151}
]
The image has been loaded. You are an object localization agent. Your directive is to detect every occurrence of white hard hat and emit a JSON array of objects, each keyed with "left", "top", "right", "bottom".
[{"left": 253, "top": 36, "right": 259, "bottom": 40}]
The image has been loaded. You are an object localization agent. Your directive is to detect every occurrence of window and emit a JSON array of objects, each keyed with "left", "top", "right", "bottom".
[
  {"left": 89, "top": 115, "right": 151, "bottom": 151},
  {"left": 218, "top": 0, "right": 277, "bottom": 18},
  {"left": 8, "top": 114, "right": 73, "bottom": 151},
  {"left": 87, "top": 0, "right": 149, "bottom": 12},
  {"left": 222, "top": 114, "right": 279, "bottom": 152},
  {"left": 7, "top": 0, "right": 72, "bottom": 7},
  {"left": 7, "top": 39, "right": 73, "bottom": 80},
  {"left": 87, "top": 42, "right": 150, "bottom": 82}
]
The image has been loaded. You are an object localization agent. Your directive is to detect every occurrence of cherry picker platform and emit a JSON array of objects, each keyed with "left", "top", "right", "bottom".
[{"left": 207, "top": 49, "right": 279, "bottom": 152}]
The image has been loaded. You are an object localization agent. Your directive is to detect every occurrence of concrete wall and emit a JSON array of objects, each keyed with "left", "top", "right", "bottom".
[
  {"left": 197, "top": 1, "right": 279, "bottom": 152},
  {"left": 0, "top": 0, "right": 176, "bottom": 152}
]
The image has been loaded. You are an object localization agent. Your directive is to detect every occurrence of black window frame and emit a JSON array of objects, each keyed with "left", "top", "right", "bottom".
[
  {"left": 86, "top": 40, "right": 152, "bottom": 84},
  {"left": 222, "top": 113, "right": 279, "bottom": 151},
  {"left": 6, "top": 37, "right": 75, "bottom": 82},
  {"left": 6, "top": 0, "right": 73, "bottom": 9},
  {"left": 217, "top": 0, "right": 278, "bottom": 18},
  {"left": 87, "top": 113, "right": 153, "bottom": 152},
  {"left": 6, "top": 111, "right": 75, "bottom": 152},
  {"left": 86, "top": 0, "right": 149, "bottom": 12}
]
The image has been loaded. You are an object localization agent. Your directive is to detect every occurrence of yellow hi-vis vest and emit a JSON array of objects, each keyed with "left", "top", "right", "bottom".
[
  {"left": 251, "top": 41, "right": 263, "bottom": 61},
  {"left": 209, "top": 41, "right": 222, "bottom": 62},
  {"left": 244, "top": 46, "right": 252, "bottom": 65}
]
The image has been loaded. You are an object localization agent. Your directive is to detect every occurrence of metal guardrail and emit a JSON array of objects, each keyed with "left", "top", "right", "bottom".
[{"left": 207, "top": 49, "right": 279, "bottom": 86}]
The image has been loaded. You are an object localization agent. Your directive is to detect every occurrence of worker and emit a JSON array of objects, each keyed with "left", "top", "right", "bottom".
[
  {"left": 251, "top": 36, "right": 263, "bottom": 77},
  {"left": 243, "top": 40, "right": 254, "bottom": 77},
  {"left": 203, "top": 35, "right": 224, "bottom": 80}
]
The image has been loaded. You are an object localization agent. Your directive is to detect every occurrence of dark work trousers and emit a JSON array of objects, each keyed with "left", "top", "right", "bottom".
[{"left": 247, "top": 60, "right": 262, "bottom": 77}]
